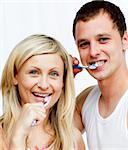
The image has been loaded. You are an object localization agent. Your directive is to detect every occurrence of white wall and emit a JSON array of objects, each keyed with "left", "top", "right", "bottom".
[
  {"left": 1, "top": 0, "right": 128, "bottom": 96},
  {"left": 0, "top": 0, "right": 95, "bottom": 115},
  {"left": 1, "top": 0, "right": 128, "bottom": 149}
]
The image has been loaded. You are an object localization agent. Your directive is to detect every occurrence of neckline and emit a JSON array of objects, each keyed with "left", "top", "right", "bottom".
[
  {"left": 27, "top": 139, "right": 55, "bottom": 150},
  {"left": 96, "top": 87, "right": 128, "bottom": 122}
]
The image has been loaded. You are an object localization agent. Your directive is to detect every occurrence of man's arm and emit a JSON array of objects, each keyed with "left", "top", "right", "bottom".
[
  {"left": 74, "top": 86, "right": 94, "bottom": 133},
  {"left": 74, "top": 127, "right": 86, "bottom": 150}
]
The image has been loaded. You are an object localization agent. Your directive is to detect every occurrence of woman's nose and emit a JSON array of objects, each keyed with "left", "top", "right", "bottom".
[{"left": 37, "top": 77, "right": 49, "bottom": 90}]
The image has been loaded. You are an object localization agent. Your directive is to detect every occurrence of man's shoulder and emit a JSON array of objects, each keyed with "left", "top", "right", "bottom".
[
  {"left": 77, "top": 86, "right": 94, "bottom": 103},
  {"left": 74, "top": 86, "right": 95, "bottom": 132},
  {"left": 76, "top": 86, "right": 95, "bottom": 113}
]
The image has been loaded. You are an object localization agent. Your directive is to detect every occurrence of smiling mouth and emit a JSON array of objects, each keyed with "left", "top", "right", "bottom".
[
  {"left": 32, "top": 92, "right": 52, "bottom": 107},
  {"left": 89, "top": 60, "right": 107, "bottom": 69}
]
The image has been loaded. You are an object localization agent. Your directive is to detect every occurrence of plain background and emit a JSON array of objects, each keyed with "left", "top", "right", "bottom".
[{"left": 1, "top": 0, "right": 128, "bottom": 149}]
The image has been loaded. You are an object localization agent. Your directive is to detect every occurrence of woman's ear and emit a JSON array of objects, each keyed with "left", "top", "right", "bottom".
[
  {"left": 13, "top": 75, "right": 18, "bottom": 85},
  {"left": 122, "top": 32, "right": 128, "bottom": 50}
]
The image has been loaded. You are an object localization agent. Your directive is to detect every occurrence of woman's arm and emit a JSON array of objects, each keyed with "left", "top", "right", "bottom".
[{"left": 0, "top": 125, "right": 9, "bottom": 150}]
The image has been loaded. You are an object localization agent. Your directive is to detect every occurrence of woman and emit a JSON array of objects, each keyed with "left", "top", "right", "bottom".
[{"left": 0, "top": 34, "right": 85, "bottom": 150}]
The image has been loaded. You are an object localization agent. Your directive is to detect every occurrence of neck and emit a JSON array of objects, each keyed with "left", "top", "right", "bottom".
[{"left": 98, "top": 65, "right": 128, "bottom": 102}]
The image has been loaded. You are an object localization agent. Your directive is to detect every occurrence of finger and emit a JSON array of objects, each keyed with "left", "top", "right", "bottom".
[
  {"left": 73, "top": 57, "right": 79, "bottom": 65},
  {"left": 29, "top": 103, "right": 47, "bottom": 126},
  {"left": 69, "top": 55, "right": 83, "bottom": 76},
  {"left": 73, "top": 68, "right": 82, "bottom": 77},
  {"left": 19, "top": 103, "right": 46, "bottom": 127},
  {"left": 24, "top": 102, "right": 46, "bottom": 113},
  {"left": 69, "top": 55, "right": 80, "bottom": 65},
  {"left": 31, "top": 111, "right": 46, "bottom": 127}
]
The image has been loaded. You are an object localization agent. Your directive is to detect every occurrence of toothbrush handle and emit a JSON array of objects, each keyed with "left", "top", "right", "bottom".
[
  {"left": 31, "top": 101, "right": 50, "bottom": 127},
  {"left": 73, "top": 65, "right": 88, "bottom": 69},
  {"left": 73, "top": 65, "right": 83, "bottom": 69}
]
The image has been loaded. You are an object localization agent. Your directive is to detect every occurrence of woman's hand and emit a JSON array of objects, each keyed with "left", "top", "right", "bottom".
[
  {"left": 16, "top": 102, "right": 46, "bottom": 129},
  {"left": 9, "top": 102, "right": 46, "bottom": 149}
]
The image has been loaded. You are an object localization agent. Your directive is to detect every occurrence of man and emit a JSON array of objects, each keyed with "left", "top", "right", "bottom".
[{"left": 73, "top": 1, "right": 128, "bottom": 149}]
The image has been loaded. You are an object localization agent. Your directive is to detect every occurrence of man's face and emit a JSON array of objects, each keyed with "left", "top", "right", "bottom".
[{"left": 75, "top": 13, "right": 128, "bottom": 81}]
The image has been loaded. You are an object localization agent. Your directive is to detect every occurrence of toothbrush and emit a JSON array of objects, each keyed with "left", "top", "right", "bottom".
[
  {"left": 73, "top": 63, "right": 98, "bottom": 70},
  {"left": 43, "top": 96, "right": 51, "bottom": 108},
  {"left": 31, "top": 96, "right": 51, "bottom": 127}
]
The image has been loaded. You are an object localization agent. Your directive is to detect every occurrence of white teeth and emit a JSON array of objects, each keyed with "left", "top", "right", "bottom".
[
  {"left": 33, "top": 92, "right": 51, "bottom": 107},
  {"left": 95, "top": 60, "right": 105, "bottom": 67},
  {"left": 89, "top": 60, "right": 105, "bottom": 69},
  {"left": 34, "top": 92, "right": 49, "bottom": 97}
]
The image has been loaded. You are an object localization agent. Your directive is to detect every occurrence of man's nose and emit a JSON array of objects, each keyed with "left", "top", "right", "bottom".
[
  {"left": 37, "top": 76, "right": 49, "bottom": 90},
  {"left": 90, "top": 42, "right": 100, "bottom": 57}
]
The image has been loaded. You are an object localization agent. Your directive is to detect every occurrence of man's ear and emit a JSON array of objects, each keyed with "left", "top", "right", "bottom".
[{"left": 122, "top": 32, "right": 128, "bottom": 50}]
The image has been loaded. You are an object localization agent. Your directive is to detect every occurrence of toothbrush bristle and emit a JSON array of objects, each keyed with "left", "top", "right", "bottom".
[{"left": 89, "top": 64, "right": 97, "bottom": 70}]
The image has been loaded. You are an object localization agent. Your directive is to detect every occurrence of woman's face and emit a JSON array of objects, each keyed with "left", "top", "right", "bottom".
[{"left": 14, "top": 53, "right": 64, "bottom": 108}]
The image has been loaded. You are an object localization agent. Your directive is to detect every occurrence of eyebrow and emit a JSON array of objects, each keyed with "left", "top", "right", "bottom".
[
  {"left": 49, "top": 67, "right": 63, "bottom": 71},
  {"left": 77, "top": 39, "right": 88, "bottom": 46},
  {"left": 31, "top": 66, "right": 62, "bottom": 71},
  {"left": 30, "top": 66, "right": 40, "bottom": 69},
  {"left": 97, "top": 33, "right": 111, "bottom": 37}
]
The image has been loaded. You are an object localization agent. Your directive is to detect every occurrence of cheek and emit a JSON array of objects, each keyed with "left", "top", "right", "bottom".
[
  {"left": 17, "top": 83, "right": 29, "bottom": 101},
  {"left": 109, "top": 46, "right": 122, "bottom": 63},
  {"left": 17, "top": 75, "right": 37, "bottom": 90},
  {"left": 17, "top": 79, "right": 35, "bottom": 103},
  {"left": 79, "top": 51, "right": 88, "bottom": 63},
  {"left": 18, "top": 78, "right": 34, "bottom": 91},
  {"left": 53, "top": 79, "right": 63, "bottom": 95}
]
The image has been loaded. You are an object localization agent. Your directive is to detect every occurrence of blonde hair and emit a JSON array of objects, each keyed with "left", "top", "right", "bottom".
[{"left": 0, "top": 34, "right": 75, "bottom": 149}]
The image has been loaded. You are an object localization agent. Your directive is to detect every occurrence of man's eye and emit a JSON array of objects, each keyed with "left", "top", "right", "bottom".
[
  {"left": 49, "top": 71, "right": 59, "bottom": 77},
  {"left": 78, "top": 41, "right": 89, "bottom": 49},
  {"left": 99, "top": 37, "right": 109, "bottom": 43}
]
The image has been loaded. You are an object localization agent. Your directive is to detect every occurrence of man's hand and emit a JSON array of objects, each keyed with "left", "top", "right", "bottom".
[{"left": 70, "top": 55, "right": 82, "bottom": 76}]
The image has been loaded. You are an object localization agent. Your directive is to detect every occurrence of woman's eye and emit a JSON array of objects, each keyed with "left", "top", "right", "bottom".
[
  {"left": 29, "top": 70, "right": 38, "bottom": 75},
  {"left": 49, "top": 71, "right": 59, "bottom": 77}
]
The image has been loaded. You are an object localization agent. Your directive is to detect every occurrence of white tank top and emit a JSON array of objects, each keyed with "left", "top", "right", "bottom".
[{"left": 82, "top": 85, "right": 128, "bottom": 150}]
